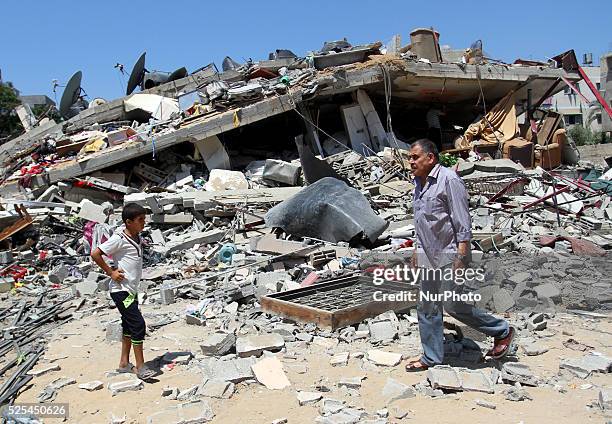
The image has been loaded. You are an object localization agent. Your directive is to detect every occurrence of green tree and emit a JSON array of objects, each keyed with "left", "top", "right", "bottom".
[
  {"left": 0, "top": 82, "right": 23, "bottom": 142},
  {"left": 568, "top": 125, "right": 598, "bottom": 146}
]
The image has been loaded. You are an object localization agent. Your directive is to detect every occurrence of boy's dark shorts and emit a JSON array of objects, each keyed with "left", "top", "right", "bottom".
[{"left": 110, "top": 291, "right": 146, "bottom": 345}]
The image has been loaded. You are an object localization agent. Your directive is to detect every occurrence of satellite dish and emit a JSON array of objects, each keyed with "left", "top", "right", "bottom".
[
  {"left": 59, "top": 71, "right": 89, "bottom": 119},
  {"left": 126, "top": 52, "right": 188, "bottom": 94},
  {"left": 222, "top": 56, "right": 242, "bottom": 71},
  {"left": 126, "top": 52, "right": 146, "bottom": 95}
]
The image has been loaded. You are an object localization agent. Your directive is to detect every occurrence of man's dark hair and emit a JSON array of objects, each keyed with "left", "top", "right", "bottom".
[
  {"left": 412, "top": 138, "right": 439, "bottom": 161},
  {"left": 122, "top": 203, "right": 147, "bottom": 223}
]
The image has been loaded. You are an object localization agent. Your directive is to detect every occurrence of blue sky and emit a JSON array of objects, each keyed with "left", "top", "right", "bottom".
[{"left": 2, "top": 0, "right": 610, "bottom": 102}]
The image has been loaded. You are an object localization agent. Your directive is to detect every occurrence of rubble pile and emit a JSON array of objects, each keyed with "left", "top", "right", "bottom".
[{"left": 0, "top": 27, "right": 611, "bottom": 422}]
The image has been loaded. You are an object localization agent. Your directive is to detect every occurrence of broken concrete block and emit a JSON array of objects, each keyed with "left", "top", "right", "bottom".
[
  {"left": 337, "top": 376, "right": 364, "bottom": 390},
  {"left": 73, "top": 280, "right": 98, "bottom": 297},
  {"left": 200, "top": 332, "right": 236, "bottom": 356},
  {"left": 320, "top": 398, "right": 345, "bottom": 415},
  {"left": 185, "top": 314, "right": 206, "bottom": 326},
  {"left": 147, "top": 401, "right": 215, "bottom": 424},
  {"left": 0, "top": 277, "right": 13, "bottom": 293},
  {"left": 330, "top": 352, "right": 349, "bottom": 367},
  {"left": 162, "top": 229, "right": 224, "bottom": 256},
  {"left": 0, "top": 251, "right": 13, "bottom": 265},
  {"left": 251, "top": 357, "right": 291, "bottom": 390},
  {"left": 199, "top": 357, "right": 256, "bottom": 383},
  {"left": 503, "top": 386, "right": 532, "bottom": 401},
  {"left": 475, "top": 399, "right": 497, "bottom": 409},
  {"left": 474, "top": 158, "right": 524, "bottom": 174},
  {"left": 427, "top": 365, "right": 494, "bottom": 393},
  {"left": 369, "top": 320, "right": 398, "bottom": 344},
  {"left": 78, "top": 380, "right": 104, "bottom": 391},
  {"left": 508, "top": 272, "right": 531, "bottom": 285},
  {"left": 151, "top": 213, "right": 194, "bottom": 225},
  {"left": 501, "top": 363, "right": 539, "bottom": 386},
  {"left": 108, "top": 379, "right": 143, "bottom": 396},
  {"left": 522, "top": 342, "right": 549, "bottom": 356},
  {"left": 48, "top": 265, "right": 70, "bottom": 284},
  {"left": 199, "top": 379, "right": 235, "bottom": 399},
  {"left": 263, "top": 159, "right": 301, "bottom": 185},
  {"left": 367, "top": 350, "right": 402, "bottom": 367},
  {"left": 493, "top": 288, "right": 515, "bottom": 312},
  {"left": 76, "top": 199, "right": 107, "bottom": 223},
  {"left": 297, "top": 391, "right": 323, "bottom": 406},
  {"left": 177, "top": 385, "right": 199, "bottom": 401},
  {"left": 599, "top": 388, "right": 612, "bottom": 412},
  {"left": 205, "top": 169, "right": 248, "bottom": 191},
  {"left": 236, "top": 334, "right": 285, "bottom": 357},
  {"left": 527, "top": 313, "right": 547, "bottom": 331},
  {"left": 178, "top": 401, "right": 215, "bottom": 423},
  {"left": 381, "top": 378, "right": 416, "bottom": 404},
  {"left": 560, "top": 354, "right": 612, "bottom": 378},
  {"left": 533, "top": 283, "right": 561, "bottom": 303},
  {"left": 27, "top": 364, "right": 60, "bottom": 377}
]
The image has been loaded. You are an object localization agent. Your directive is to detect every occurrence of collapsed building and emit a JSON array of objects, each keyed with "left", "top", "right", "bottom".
[{"left": 0, "top": 28, "right": 611, "bottom": 420}]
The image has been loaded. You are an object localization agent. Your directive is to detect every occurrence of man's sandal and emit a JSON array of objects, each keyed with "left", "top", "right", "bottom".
[
  {"left": 405, "top": 360, "right": 430, "bottom": 372},
  {"left": 137, "top": 365, "right": 156, "bottom": 380},
  {"left": 116, "top": 362, "right": 136, "bottom": 374}
]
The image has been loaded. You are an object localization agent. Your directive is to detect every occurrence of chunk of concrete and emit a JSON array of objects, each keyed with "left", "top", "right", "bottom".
[
  {"left": 108, "top": 379, "right": 143, "bottom": 396},
  {"left": 204, "top": 169, "right": 248, "bottom": 191},
  {"left": 200, "top": 332, "right": 236, "bottom": 356},
  {"left": 527, "top": 313, "right": 548, "bottom": 331},
  {"left": 76, "top": 199, "right": 107, "bottom": 223},
  {"left": 367, "top": 350, "right": 402, "bottom": 367},
  {"left": 27, "top": 364, "right": 60, "bottom": 377},
  {"left": 533, "top": 283, "right": 561, "bottom": 303},
  {"left": 474, "top": 159, "right": 524, "bottom": 174},
  {"left": 320, "top": 398, "right": 345, "bottom": 415},
  {"left": 501, "top": 363, "right": 539, "bottom": 386},
  {"left": 251, "top": 357, "right": 291, "bottom": 390},
  {"left": 48, "top": 264, "right": 69, "bottom": 284},
  {"left": 199, "top": 379, "right": 235, "bottom": 399},
  {"left": 330, "top": 352, "right": 350, "bottom": 367},
  {"left": 337, "top": 376, "right": 364, "bottom": 390},
  {"left": 522, "top": 342, "right": 549, "bottom": 356},
  {"left": 599, "top": 388, "right": 612, "bottom": 411},
  {"left": 297, "top": 391, "right": 323, "bottom": 406},
  {"left": 427, "top": 365, "right": 494, "bottom": 394},
  {"left": 493, "top": 288, "right": 515, "bottom": 313},
  {"left": 106, "top": 321, "right": 124, "bottom": 342},
  {"left": 381, "top": 378, "right": 416, "bottom": 404},
  {"left": 236, "top": 334, "right": 285, "bottom": 357},
  {"left": 368, "top": 320, "right": 398, "bottom": 344},
  {"left": 199, "top": 357, "right": 256, "bottom": 383},
  {"left": 560, "top": 354, "right": 612, "bottom": 378},
  {"left": 79, "top": 380, "right": 104, "bottom": 391}
]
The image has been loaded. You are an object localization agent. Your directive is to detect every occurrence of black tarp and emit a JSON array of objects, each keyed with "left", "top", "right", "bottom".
[{"left": 264, "top": 177, "right": 388, "bottom": 244}]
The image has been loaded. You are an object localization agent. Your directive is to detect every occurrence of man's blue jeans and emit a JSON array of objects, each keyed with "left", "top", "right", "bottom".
[{"left": 417, "top": 265, "right": 509, "bottom": 366}]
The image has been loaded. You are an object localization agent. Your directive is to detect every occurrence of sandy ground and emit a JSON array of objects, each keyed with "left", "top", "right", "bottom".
[{"left": 6, "top": 297, "right": 612, "bottom": 424}]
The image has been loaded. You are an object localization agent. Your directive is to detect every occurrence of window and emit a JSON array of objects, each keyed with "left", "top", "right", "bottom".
[
  {"left": 597, "top": 115, "right": 602, "bottom": 124},
  {"left": 596, "top": 82, "right": 601, "bottom": 90},
  {"left": 564, "top": 85, "right": 572, "bottom": 94},
  {"left": 564, "top": 114, "right": 583, "bottom": 126},
  {"left": 575, "top": 115, "right": 583, "bottom": 125}
]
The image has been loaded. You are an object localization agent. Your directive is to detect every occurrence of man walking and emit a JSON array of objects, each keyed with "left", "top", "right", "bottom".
[{"left": 405, "top": 139, "right": 515, "bottom": 371}]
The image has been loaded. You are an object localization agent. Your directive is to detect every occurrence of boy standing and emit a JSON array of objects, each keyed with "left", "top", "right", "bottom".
[{"left": 91, "top": 203, "right": 155, "bottom": 380}]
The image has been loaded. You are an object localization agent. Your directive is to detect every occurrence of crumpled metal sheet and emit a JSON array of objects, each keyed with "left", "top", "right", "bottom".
[{"left": 264, "top": 177, "right": 388, "bottom": 244}]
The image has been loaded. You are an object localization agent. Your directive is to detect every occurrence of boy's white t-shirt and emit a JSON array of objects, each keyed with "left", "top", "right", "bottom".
[{"left": 98, "top": 230, "right": 143, "bottom": 294}]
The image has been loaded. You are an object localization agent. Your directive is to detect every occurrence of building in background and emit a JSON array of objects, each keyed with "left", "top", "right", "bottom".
[
  {"left": 601, "top": 53, "right": 612, "bottom": 133},
  {"left": 547, "top": 58, "right": 602, "bottom": 131},
  {"left": 18, "top": 95, "right": 55, "bottom": 109}
]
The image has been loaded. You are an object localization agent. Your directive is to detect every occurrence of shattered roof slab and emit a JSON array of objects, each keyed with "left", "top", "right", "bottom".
[{"left": 0, "top": 56, "right": 579, "bottom": 190}]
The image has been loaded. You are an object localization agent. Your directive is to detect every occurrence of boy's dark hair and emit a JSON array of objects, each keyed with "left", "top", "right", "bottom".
[{"left": 122, "top": 203, "right": 147, "bottom": 223}]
